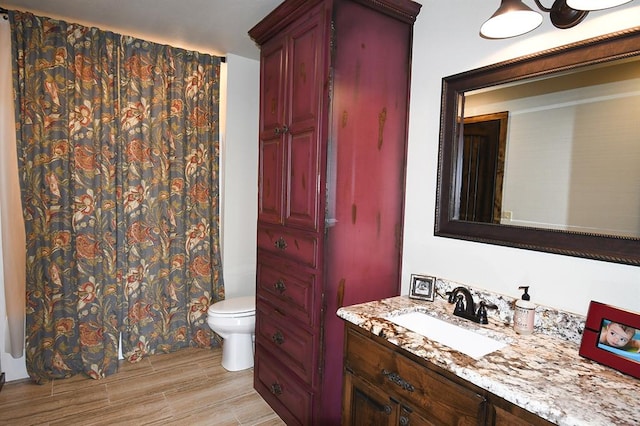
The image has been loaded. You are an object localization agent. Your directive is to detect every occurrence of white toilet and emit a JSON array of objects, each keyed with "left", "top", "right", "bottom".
[{"left": 207, "top": 295, "right": 256, "bottom": 371}]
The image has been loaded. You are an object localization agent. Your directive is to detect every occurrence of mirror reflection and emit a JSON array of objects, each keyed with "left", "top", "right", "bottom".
[{"left": 459, "top": 58, "right": 640, "bottom": 238}]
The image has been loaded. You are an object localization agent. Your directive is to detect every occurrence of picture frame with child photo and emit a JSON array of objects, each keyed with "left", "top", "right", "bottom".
[{"left": 579, "top": 301, "right": 640, "bottom": 379}]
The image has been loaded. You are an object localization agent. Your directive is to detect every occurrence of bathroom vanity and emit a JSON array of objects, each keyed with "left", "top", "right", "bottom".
[{"left": 338, "top": 292, "right": 640, "bottom": 425}]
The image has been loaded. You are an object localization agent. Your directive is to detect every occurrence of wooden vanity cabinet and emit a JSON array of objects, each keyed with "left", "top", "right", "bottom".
[
  {"left": 343, "top": 324, "right": 555, "bottom": 426},
  {"left": 344, "top": 324, "right": 487, "bottom": 426},
  {"left": 249, "top": 0, "right": 421, "bottom": 424}
]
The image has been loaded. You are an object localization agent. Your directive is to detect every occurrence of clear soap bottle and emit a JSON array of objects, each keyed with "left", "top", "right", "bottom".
[{"left": 514, "top": 286, "right": 536, "bottom": 334}]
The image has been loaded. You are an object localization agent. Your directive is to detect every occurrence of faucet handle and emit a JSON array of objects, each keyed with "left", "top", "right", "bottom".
[
  {"left": 445, "top": 291, "right": 456, "bottom": 303},
  {"left": 454, "top": 295, "right": 466, "bottom": 315},
  {"left": 476, "top": 301, "right": 498, "bottom": 324}
]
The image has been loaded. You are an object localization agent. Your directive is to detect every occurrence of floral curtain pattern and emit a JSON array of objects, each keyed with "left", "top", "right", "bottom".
[
  {"left": 10, "top": 11, "right": 223, "bottom": 383},
  {"left": 118, "top": 37, "right": 224, "bottom": 361}
]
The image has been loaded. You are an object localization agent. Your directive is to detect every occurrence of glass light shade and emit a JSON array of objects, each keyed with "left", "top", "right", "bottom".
[
  {"left": 566, "top": 0, "right": 632, "bottom": 10},
  {"left": 480, "top": 0, "right": 543, "bottom": 39}
]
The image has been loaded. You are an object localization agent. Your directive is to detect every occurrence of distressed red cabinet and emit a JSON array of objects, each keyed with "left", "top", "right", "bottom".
[{"left": 249, "top": 0, "right": 420, "bottom": 424}]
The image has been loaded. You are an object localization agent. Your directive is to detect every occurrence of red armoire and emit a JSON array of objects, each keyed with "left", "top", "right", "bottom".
[{"left": 249, "top": 0, "right": 421, "bottom": 424}]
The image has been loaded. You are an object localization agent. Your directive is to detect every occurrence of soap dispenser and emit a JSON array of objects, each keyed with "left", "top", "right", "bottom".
[{"left": 514, "top": 286, "right": 536, "bottom": 335}]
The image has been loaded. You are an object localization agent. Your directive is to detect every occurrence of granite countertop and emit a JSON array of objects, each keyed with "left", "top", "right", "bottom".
[{"left": 337, "top": 293, "right": 640, "bottom": 426}]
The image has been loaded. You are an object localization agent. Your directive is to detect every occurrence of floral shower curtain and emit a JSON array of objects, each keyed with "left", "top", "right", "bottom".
[
  {"left": 10, "top": 11, "right": 224, "bottom": 383},
  {"left": 118, "top": 37, "right": 224, "bottom": 361}
]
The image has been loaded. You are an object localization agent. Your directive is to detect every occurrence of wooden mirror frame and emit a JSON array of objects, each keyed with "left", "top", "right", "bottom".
[{"left": 435, "top": 26, "right": 640, "bottom": 266}]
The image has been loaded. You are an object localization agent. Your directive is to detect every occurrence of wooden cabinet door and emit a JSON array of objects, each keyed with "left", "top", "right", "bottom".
[
  {"left": 343, "top": 372, "right": 398, "bottom": 426},
  {"left": 257, "top": 6, "right": 325, "bottom": 231},
  {"left": 343, "top": 372, "right": 437, "bottom": 426},
  {"left": 258, "top": 38, "right": 286, "bottom": 225},
  {"left": 283, "top": 8, "right": 324, "bottom": 231}
]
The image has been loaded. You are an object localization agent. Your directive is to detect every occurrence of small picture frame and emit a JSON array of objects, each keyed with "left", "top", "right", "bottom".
[
  {"left": 579, "top": 301, "right": 640, "bottom": 379},
  {"left": 409, "top": 274, "right": 436, "bottom": 302}
]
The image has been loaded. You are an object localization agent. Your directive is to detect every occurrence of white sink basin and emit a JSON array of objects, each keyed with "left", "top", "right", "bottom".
[{"left": 387, "top": 311, "right": 507, "bottom": 360}]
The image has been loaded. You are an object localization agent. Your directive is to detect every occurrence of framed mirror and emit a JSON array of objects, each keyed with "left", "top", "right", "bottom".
[{"left": 435, "top": 26, "right": 640, "bottom": 266}]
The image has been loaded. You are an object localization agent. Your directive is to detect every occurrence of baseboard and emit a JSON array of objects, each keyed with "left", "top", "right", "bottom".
[{"left": 0, "top": 372, "right": 5, "bottom": 392}]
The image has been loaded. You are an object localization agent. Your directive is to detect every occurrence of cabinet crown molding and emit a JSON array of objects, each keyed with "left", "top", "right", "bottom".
[{"left": 248, "top": 0, "right": 421, "bottom": 45}]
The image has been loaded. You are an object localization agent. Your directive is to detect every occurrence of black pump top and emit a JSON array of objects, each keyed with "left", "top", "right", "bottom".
[{"left": 518, "top": 286, "right": 531, "bottom": 301}]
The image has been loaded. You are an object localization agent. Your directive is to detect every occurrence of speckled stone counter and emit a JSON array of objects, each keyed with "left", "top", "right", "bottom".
[{"left": 337, "top": 286, "right": 640, "bottom": 426}]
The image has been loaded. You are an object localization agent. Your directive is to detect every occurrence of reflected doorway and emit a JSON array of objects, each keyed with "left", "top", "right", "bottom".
[{"left": 460, "top": 112, "right": 508, "bottom": 223}]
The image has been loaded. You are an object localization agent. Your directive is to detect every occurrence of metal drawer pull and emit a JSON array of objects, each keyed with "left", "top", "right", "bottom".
[
  {"left": 274, "top": 237, "right": 287, "bottom": 250},
  {"left": 382, "top": 369, "right": 415, "bottom": 392},
  {"left": 270, "top": 382, "right": 282, "bottom": 395},
  {"left": 274, "top": 279, "right": 286, "bottom": 293},
  {"left": 400, "top": 416, "right": 409, "bottom": 426},
  {"left": 272, "top": 330, "right": 285, "bottom": 345}
]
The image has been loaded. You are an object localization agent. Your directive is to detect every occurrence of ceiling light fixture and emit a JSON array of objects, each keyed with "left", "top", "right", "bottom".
[{"left": 480, "top": 0, "right": 633, "bottom": 39}]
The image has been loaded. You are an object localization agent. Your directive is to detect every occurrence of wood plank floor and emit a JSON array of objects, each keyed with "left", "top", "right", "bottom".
[{"left": 0, "top": 347, "right": 284, "bottom": 426}]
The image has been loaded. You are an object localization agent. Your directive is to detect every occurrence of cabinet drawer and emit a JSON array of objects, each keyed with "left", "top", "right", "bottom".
[
  {"left": 254, "top": 353, "right": 313, "bottom": 425},
  {"left": 256, "top": 300, "right": 317, "bottom": 385},
  {"left": 490, "top": 402, "right": 555, "bottom": 426},
  {"left": 345, "top": 327, "right": 486, "bottom": 426},
  {"left": 255, "top": 349, "right": 313, "bottom": 426},
  {"left": 257, "top": 259, "right": 316, "bottom": 325},
  {"left": 257, "top": 226, "right": 318, "bottom": 268}
]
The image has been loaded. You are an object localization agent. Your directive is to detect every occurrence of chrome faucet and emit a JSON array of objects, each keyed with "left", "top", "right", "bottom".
[{"left": 446, "top": 287, "right": 497, "bottom": 324}]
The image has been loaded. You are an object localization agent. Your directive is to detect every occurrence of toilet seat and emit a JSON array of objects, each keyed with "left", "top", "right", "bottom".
[{"left": 208, "top": 296, "right": 255, "bottom": 318}]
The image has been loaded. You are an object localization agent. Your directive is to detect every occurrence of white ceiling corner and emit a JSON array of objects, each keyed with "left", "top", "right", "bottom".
[{"left": 0, "top": 0, "right": 284, "bottom": 59}]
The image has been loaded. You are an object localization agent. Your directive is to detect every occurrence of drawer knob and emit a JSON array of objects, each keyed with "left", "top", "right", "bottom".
[
  {"left": 270, "top": 382, "right": 283, "bottom": 395},
  {"left": 274, "top": 279, "right": 287, "bottom": 294},
  {"left": 274, "top": 125, "right": 289, "bottom": 135},
  {"left": 382, "top": 369, "right": 415, "bottom": 392},
  {"left": 400, "top": 416, "right": 409, "bottom": 426},
  {"left": 274, "top": 237, "right": 288, "bottom": 250},
  {"left": 271, "top": 383, "right": 282, "bottom": 395},
  {"left": 272, "top": 330, "right": 285, "bottom": 345}
]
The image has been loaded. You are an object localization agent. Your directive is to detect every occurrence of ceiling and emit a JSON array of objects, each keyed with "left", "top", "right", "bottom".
[{"left": 0, "top": 0, "right": 284, "bottom": 60}]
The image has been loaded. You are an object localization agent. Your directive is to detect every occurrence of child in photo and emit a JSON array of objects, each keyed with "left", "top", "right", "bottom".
[{"left": 599, "top": 321, "right": 640, "bottom": 352}]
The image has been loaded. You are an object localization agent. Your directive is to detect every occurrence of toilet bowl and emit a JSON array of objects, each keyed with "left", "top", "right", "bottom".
[{"left": 207, "top": 296, "right": 256, "bottom": 371}]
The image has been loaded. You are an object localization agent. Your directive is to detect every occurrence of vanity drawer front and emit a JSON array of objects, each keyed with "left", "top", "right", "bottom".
[
  {"left": 257, "top": 258, "right": 316, "bottom": 326},
  {"left": 257, "top": 225, "right": 318, "bottom": 268},
  {"left": 255, "top": 349, "right": 313, "bottom": 426},
  {"left": 256, "top": 300, "right": 316, "bottom": 385},
  {"left": 490, "top": 401, "right": 555, "bottom": 426},
  {"left": 345, "top": 327, "right": 486, "bottom": 425}
]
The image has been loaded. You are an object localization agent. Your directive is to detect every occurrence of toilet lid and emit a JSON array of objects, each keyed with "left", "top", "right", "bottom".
[{"left": 208, "top": 296, "right": 255, "bottom": 316}]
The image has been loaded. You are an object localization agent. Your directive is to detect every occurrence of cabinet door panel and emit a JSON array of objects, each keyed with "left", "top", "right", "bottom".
[
  {"left": 288, "top": 8, "right": 323, "bottom": 127},
  {"left": 259, "top": 136, "right": 285, "bottom": 224},
  {"left": 283, "top": 8, "right": 324, "bottom": 231},
  {"left": 343, "top": 373, "right": 398, "bottom": 426},
  {"left": 258, "top": 39, "right": 286, "bottom": 225},
  {"left": 260, "top": 39, "right": 285, "bottom": 136},
  {"left": 287, "top": 129, "right": 319, "bottom": 229}
]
